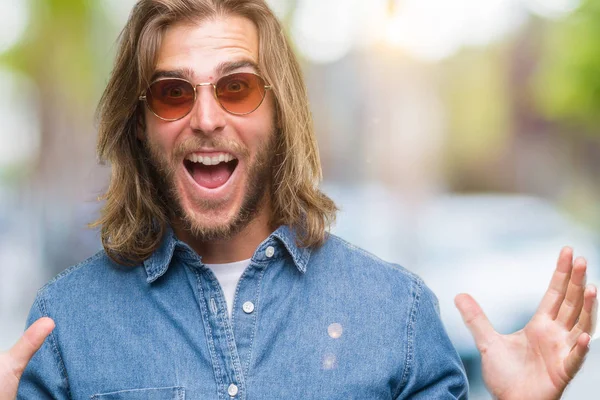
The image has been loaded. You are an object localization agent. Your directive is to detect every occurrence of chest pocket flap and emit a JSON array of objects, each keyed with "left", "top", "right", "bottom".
[{"left": 91, "top": 386, "right": 185, "bottom": 400}]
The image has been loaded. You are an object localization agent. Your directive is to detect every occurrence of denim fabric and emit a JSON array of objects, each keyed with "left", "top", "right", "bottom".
[{"left": 18, "top": 225, "right": 468, "bottom": 399}]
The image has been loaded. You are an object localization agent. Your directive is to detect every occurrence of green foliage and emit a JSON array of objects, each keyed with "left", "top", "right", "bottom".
[
  {"left": 533, "top": 0, "right": 600, "bottom": 132},
  {"left": 0, "top": 0, "right": 113, "bottom": 105},
  {"left": 439, "top": 45, "right": 512, "bottom": 166}
]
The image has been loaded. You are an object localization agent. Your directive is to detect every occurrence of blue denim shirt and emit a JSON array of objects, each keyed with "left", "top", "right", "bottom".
[{"left": 18, "top": 225, "right": 468, "bottom": 399}]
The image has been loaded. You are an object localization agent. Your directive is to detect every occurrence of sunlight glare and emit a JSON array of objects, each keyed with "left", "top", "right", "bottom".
[
  {"left": 0, "top": 0, "right": 29, "bottom": 54},
  {"left": 291, "top": 0, "right": 356, "bottom": 64}
]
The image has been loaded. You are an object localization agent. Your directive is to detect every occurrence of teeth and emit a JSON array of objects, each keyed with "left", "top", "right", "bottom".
[{"left": 185, "top": 153, "right": 235, "bottom": 166}]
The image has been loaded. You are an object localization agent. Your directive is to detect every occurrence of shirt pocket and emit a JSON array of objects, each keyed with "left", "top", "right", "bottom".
[{"left": 90, "top": 386, "right": 185, "bottom": 400}]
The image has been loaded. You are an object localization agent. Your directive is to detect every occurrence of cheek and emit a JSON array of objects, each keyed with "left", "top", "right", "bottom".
[
  {"left": 240, "top": 109, "right": 276, "bottom": 149},
  {"left": 144, "top": 120, "right": 182, "bottom": 156},
  {"left": 237, "top": 128, "right": 272, "bottom": 161}
]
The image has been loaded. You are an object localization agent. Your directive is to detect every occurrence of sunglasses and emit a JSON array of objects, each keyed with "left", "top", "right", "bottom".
[{"left": 139, "top": 72, "right": 272, "bottom": 121}]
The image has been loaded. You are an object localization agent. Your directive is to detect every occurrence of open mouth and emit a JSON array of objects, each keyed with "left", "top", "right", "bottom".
[{"left": 183, "top": 152, "right": 239, "bottom": 190}]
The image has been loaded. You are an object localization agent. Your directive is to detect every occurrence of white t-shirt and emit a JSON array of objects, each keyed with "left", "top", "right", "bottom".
[{"left": 204, "top": 258, "right": 251, "bottom": 319}]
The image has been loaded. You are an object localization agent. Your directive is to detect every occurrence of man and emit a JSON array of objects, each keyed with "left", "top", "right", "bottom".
[{"left": 0, "top": 0, "right": 596, "bottom": 398}]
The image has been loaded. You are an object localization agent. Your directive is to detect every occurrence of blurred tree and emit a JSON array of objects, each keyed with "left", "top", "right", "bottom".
[
  {"left": 0, "top": 0, "right": 115, "bottom": 275},
  {"left": 437, "top": 44, "right": 514, "bottom": 192},
  {"left": 0, "top": 0, "right": 113, "bottom": 176},
  {"left": 533, "top": 0, "right": 600, "bottom": 134},
  {"left": 531, "top": 0, "right": 600, "bottom": 230}
]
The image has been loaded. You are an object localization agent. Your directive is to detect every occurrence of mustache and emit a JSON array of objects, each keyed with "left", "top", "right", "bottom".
[{"left": 172, "top": 137, "right": 249, "bottom": 161}]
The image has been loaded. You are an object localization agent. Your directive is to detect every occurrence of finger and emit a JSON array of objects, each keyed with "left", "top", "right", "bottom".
[
  {"left": 568, "top": 285, "right": 597, "bottom": 346},
  {"left": 556, "top": 257, "right": 587, "bottom": 329},
  {"left": 537, "top": 246, "right": 573, "bottom": 317},
  {"left": 576, "top": 285, "right": 597, "bottom": 333},
  {"left": 8, "top": 317, "right": 55, "bottom": 378},
  {"left": 591, "top": 287, "right": 598, "bottom": 337},
  {"left": 564, "top": 332, "right": 591, "bottom": 379},
  {"left": 455, "top": 293, "right": 496, "bottom": 351}
]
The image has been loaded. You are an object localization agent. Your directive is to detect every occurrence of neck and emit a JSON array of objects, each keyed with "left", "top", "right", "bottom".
[{"left": 172, "top": 206, "right": 274, "bottom": 264}]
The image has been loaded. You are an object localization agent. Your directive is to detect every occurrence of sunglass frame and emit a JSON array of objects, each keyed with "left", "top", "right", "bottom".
[{"left": 139, "top": 72, "right": 273, "bottom": 121}]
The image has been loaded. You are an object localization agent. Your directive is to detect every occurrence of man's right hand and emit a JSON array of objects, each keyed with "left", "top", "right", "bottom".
[{"left": 0, "top": 318, "right": 55, "bottom": 400}]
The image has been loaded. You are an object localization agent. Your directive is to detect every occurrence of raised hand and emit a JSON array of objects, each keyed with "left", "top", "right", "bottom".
[
  {"left": 0, "top": 318, "right": 55, "bottom": 400},
  {"left": 455, "top": 247, "right": 597, "bottom": 400}
]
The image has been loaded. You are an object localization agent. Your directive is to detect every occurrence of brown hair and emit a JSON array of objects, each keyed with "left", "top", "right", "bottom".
[{"left": 92, "top": 0, "right": 337, "bottom": 265}]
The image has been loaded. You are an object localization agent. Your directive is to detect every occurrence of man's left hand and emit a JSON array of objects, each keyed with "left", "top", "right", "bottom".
[{"left": 456, "top": 247, "right": 597, "bottom": 400}]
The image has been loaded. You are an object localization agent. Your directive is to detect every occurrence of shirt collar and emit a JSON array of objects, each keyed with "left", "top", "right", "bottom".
[
  {"left": 270, "top": 225, "right": 311, "bottom": 273},
  {"left": 142, "top": 224, "right": 312, "bottom": 283},
  {"left": 142, "top": 226, "right": 179, "bottom": 284}
]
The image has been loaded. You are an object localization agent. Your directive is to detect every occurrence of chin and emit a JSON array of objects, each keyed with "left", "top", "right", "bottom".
[
  {"left": 176, "top": 187, "right": 258, "bottom": 242},
  {"left": 176, "top": 195, "right": 240, "bottom": 239}
]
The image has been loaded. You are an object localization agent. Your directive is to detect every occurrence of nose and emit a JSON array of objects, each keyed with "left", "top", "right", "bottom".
[{"left": 189, "top": 84, "right": 226, "bottom": 134}]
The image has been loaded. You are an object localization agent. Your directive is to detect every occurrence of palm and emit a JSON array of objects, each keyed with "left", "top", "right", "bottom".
[
  {"left": 456, "top": 248, "right": 597, "bottom": 400},
  {"left": 0, "top": 318, "right": 54, "bottom": 400},
  {"left": 480, "top": 316, "right": 575, "bottom": 398}
]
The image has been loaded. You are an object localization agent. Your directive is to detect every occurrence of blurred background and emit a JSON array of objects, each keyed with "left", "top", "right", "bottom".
[{"left": 1, "top": 0, "right": 600, "bottom": 397}]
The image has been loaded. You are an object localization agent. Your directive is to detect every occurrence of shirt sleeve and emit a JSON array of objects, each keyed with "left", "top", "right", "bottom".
[
  {"left": 17, "top": 294, "right": 71, "bottom": 399},
  {"left": 394, "top": 280, "right": 469, "bottom": 399}
]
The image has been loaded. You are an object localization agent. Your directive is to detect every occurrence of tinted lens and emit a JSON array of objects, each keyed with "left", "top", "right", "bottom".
[
  {"left": 216, "top": 73, "right": 267, "bottom": 114},
  {"left": 146, "top": 78, "right": 195, "bottom": 120}
]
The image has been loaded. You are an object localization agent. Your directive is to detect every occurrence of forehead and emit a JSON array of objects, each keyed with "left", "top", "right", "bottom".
[{"left": 155, "top": 15, "right": 260, "bottom": 80}]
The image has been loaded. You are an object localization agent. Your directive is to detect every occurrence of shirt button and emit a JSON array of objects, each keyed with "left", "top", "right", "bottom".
[
  {"left": 265, "top": 246, "right": 275, "bottom": 258},
  {"left": 242, "top": 301, "right": 255, "bottom": 314},
  {"left": 228, "top": 383, "right": 238, "bottom": 397}
]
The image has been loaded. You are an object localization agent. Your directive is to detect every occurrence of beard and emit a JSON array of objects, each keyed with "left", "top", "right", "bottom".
[{"left": 143, "top": 131, "right": 276, "bottom": 242}]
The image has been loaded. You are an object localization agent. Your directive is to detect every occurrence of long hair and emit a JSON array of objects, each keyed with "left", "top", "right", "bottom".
[{"left": 92, "top": 0, "right": 337, "bottom": 265}]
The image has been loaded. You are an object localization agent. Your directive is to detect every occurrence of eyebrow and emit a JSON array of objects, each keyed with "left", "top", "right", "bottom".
[
  {"left": 216, "top": 59, "right": 260, "bottom": 76},
  {"left": 150, "top": 59, "right": 260, "bottom": 82},
  {"left": 150, "top": 67, "right": 195, "bottom": 81}
]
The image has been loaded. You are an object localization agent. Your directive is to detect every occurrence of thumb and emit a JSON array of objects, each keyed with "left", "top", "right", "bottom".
[
  {"left": 8, "top": 317, "right": 55, "bottom": 379},
  {"left": 455, "top": 293, "right": 496, "bottom": 351}
]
